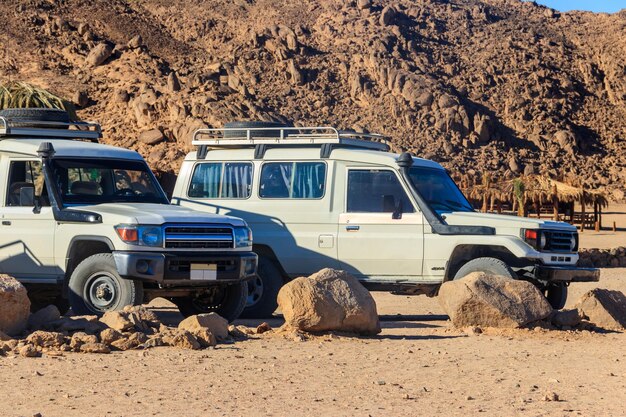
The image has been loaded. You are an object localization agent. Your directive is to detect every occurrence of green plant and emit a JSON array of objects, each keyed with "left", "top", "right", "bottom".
[
  {"left": 0, "top": 81, "right": 77, "bottom": 119},
  {"left": 513, "top": 178, "right": 526, "bottom": 216}
]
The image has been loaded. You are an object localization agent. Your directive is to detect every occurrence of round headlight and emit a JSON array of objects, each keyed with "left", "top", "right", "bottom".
[{"left": 141, "top": 227, "right": 163, "bottom": 247}]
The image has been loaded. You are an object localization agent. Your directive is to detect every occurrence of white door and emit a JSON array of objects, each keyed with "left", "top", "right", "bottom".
[
  {"left": 337, "top": 169, "right": 424, "bottom": 281},
  {"left": 0, "top": 159, "right": 59, "bottom": 280}
]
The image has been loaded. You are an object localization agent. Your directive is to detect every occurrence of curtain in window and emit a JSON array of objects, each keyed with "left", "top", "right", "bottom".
[
  {"left": 190, "top": 163, "right": 221, "bottom": 198},
  {"left": 293, "top": 162, "right": 325, "bottom": 198},
  {"left": 222, "top": 163, "right": 252, "bottom": 198}
]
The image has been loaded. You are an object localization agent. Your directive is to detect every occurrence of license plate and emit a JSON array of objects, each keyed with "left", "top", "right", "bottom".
[{"left": 190, "top": 264, "right": 217, "bottom": 280}]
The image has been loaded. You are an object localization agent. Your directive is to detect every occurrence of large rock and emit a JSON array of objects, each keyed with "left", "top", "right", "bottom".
[
  {"left": 28, "top": 305, "right": 61, "bottom": 330},
  {"left": 438, "top": 272, "right": 553, "bottom": 328},
  {"left": 86, "top": 43, "right": 113, "bottom": 67},
  {"left": 178, "top": 312, "right": 228, "bottom": 341},
  {"left": 0, "top": 275, "right": 31, "bottom": 335},
  {"left": 277, "top": 268, "right": 381, "bottom": 335},
  {"left": 138, "top": 129, "right": 165, "bottom": 145},
  {"left": 575, "top": 289, "right": 626, "bottom": 330}
]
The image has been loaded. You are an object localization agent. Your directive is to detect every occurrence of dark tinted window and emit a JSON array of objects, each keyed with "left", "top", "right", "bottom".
[
  {"left": 259, "top": 162, "right": 326, "bottom": 199},
  {"left": 188, "top": 162, "right": 253, "bottom": 199},
  {"left": 407, "top": 167, "right": 473, "bottom": 214},
  {"left": 347, "top": 170, "right": 415, "bottom": 213}
]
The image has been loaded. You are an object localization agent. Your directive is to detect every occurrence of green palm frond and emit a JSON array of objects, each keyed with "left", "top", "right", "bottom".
[{"left": 0, "top": 81, "right": 77, "bottom": 120}]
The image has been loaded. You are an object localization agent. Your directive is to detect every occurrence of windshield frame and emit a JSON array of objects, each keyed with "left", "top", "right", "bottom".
[
  {"left": 405, "top": 166, "right": 475, "bottom": 216},
  {"left": 48, "top": 157, "right": 170, "bottom": 207}
]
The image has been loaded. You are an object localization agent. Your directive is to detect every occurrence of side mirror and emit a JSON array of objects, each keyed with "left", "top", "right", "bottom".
[{"left": 392, "top": 199, "right": 403, "bottom": 220}]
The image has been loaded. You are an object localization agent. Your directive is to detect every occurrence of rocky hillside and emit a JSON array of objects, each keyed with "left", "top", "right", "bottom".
[{"left": 1, "top": 0, "right": 625, "bottom": 197}]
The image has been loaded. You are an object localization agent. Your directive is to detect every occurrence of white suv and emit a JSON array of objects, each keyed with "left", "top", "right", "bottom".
[
  {"left": 0, "top": 109, "right": 256, "bottom": 321},
  {"left": 172, "top": 122, "right": 599, "bottom": 318}
]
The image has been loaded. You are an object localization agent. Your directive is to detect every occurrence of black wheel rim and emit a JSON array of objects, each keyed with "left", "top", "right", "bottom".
[
  {"left": 85, "top": 272, "right": 120, "bottom": 313},
  {"left": 246, "top": 276, "right": 264, "bottom": 307}
]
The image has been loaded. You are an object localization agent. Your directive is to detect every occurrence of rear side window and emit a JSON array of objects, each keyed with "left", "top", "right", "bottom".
[
  {"left": 188, "top": 162, "right": 253, "bottom": 199},
  {"left": 259, "top": 162, "right": 326, "bottom": 199},
  {"left": 347, "top": 169, "right": 415, "bottom": 213}
]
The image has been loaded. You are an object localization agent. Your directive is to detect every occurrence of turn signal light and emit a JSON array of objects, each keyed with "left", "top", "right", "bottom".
[{"left": 116, "top": 226, "right": 138, "bottom": 243}]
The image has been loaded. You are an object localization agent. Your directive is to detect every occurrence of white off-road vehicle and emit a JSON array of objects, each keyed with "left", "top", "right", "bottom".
[
  {"left": 171, "top": 122, "right": 600, "bottom": 318},
  {"left": 0, "top": 109, "right": 257, "bottom": 321}
]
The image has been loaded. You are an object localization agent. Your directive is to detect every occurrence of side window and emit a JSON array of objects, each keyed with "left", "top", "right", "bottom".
[
  {"left": 188, "top": 162, "right": 253, "bottom": 199},
  {"left": 346, "top": 169, "right": 415, "bottom": 213},
  {"left": 259, "top": 162, "right": 326, "bottom": 199},
  {"left": 6, "top": 160, "right": 44, "bottom": 207}
]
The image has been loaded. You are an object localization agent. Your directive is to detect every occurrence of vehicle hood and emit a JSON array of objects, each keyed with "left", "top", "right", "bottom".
[
  {"left": 442, "top": 211, "right": 577, "bottom": 234},
  {"left": 71, "top": 203, "right": 247, "bottom": 226}
]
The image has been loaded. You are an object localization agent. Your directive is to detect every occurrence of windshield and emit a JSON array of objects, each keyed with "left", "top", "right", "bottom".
[
  {"left": 50, "top": 158, "right": 168, "bottom": 205},
  {"left": 407, "top": 167, "right": 474, "bottom": 214}
]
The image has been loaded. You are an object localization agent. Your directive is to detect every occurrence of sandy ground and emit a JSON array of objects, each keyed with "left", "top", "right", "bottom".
[
  {"left": 1, "top": 269, "right": 624, "bottom": 417},
  {"left": 578, "top": 203, "right": 626, "bottom": 249}
]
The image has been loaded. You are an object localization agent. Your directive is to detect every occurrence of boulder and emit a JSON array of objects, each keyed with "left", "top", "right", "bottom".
[
  {"left": 19, "top": 344, "right": 39, "bottom": 357},
  {"left": 80, "top": 343, "right": 111, "bottom": 354},
  {"left": 178, "top": 312, "right": 229, "bottom": 340},
  {"left": 26, "top": 331, "right": 66, "bottom": 348},
  {"left": 551, "top": 309, "right": 582, "bottom": 328},
  {"left": 0, "top": 275, "right": 31, "bottom": 335},
  {"left": 28, "top": 305, "right": 61, "bottom": 330},
  {"left": 99, "top": 311, "right": 133, "bottom": 332},
  {"left": 163, "top": 329, "right": 201, "bottom": 350},
  {"left": 99, "top": 328, "right": 123, "bottom": 345},
  {"left": 357, "top": 0, "right": 372, "bottom": 10},
  {"left": 575, "top": 289, "right": 626, "bottom": 330},
  {"left": 86, "top": 43, "right": 113, "bottom": 67},
  {"left": 380, "top": 5, "right": 397, "bottom": 26},
  {"left": 438, "top": 272, "right": 553, "bottom": 328},
  {"left": 277, "top": 268, "right": 381, "bottom": 335},
  {"left": 70, "top": 332, "right": 98, "bottom": 350},
  {"left": 138, "top": 129, "right": 165, "bottom": 145},
  {"left": 192, "top": 328, "right": 217, "bottom": 347}
]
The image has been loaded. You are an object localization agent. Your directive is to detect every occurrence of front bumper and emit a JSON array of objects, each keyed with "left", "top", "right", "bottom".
[
  {"left": 113, "top": 251, "right": 257, "bottom": 286},
  {"left": 534, "top": 265, "right": 600, "bottom": 283}
]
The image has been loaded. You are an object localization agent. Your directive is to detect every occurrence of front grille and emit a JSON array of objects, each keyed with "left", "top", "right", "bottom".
[
  {"left": 544, "top": 230, "right": 577, "bottom": 252},
  {"left": 164, "top": 225, "right": 233, "bottom": 249}
]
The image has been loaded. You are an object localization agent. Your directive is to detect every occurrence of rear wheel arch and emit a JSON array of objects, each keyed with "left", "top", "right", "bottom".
[{"left": 444, "top": 244, "right": 523, "bottom": 282}]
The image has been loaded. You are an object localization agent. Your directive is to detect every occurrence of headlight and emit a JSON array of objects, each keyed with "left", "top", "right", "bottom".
[
  {"left": 233, "top": 226, "right": 253, "bottom": 248},
  {"left": 115, "top": 225, "right": 163, "bottom": 247}
]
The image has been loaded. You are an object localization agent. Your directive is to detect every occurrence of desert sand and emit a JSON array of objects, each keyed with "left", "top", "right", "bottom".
[{"left": 1, "top": 269, "right": 624, "bottom": 417}]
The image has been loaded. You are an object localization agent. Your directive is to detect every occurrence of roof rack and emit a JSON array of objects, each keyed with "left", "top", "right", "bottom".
[
  {"left": 0, "top": 117, "right": 102, "bottom": 142},
  {"left": 192, "top": 126, "right": 390, "bottom": 158}
]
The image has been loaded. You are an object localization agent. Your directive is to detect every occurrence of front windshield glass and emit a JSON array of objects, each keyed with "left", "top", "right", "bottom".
[
  {"left": 51, "top": 158, "right": 168, "bottom": 205},
  {"left": 407, "top": 167, "right": 474, "bottom": 214}
]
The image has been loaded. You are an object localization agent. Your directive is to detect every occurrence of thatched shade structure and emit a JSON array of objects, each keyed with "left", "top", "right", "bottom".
[{"left": 461, "top": 174, "right": 608, "bottom": 228}]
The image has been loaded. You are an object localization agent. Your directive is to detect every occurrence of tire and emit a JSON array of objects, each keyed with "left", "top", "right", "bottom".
[
  {"left": 174, "top": 281, "right": 248, "bottom": 322},
  {"left": 68, "top": 253, "right": 143, "bottom": 316},
  {"left": 239, "top": 256, "right": 282, "bottom": 319},
  {"left": 545, "top": 285, "right": 568, "bottom": 310},
  {"left": 224, "top": 121, "right": 293, "bottom": 138},
  {"left": 453, "top": 257, "right": 516, "bottom": 280},
  {"left": 0, "top": 108, "right": 70, "bottom": 128}
]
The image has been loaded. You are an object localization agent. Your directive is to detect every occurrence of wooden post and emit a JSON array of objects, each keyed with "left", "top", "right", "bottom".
[
  {"left": 497, "top": 200, "right": 502, "bottom": 214},
  {"left": 613, "top": 221, "right": 617, "bottom": 232},
  {"left": 535, "top": 200, "right": 541, "bottom": 219},
  {"left": 482, "top": 193, "right": 488, "bottom": 213},
  {"left": 595, "top": 221, "right": 600, "bottom": 232},
  {"left": 599, "top": 205, "right": 603, "bottom": 229},
  {"left": 552, "top": 184, "right": 559, "bottom": 221},
  {"left": 580, "top": 190, "right": 586, "bottom": 231}
]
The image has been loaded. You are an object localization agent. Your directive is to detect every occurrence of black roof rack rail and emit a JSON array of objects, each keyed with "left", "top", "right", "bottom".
[{"left": 0, "top": 117, "right": 102, "bottom": 142}]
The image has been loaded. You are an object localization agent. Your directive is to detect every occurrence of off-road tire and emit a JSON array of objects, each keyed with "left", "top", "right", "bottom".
[
  {"left": 68, "top": 253, "right": 143, "bottom": 316},
  {"left": 453, "top": 257, "right": 516, "bottom": 280},
  {"left": 545, "top": 285, "right": 568, "bottom": 310},
  {"left": 224, "top": 121, "right": 293, "bottom": 138},
  {"left": 174, "top": 281, "right": 248, "bottom": 322},
  {"left": 0, "top": 108, "right": 70, "bottom": 128},
  {"left": 240, "top": 256, "right": 282, "bottom": 319}
]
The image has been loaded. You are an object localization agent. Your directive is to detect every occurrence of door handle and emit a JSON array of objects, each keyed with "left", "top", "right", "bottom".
[
  {"left": 345, "top": 225, "right": 360, "bottom": 231},
  {"left": 2, "top": 221, "right": 11, "bottom": 226}
]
